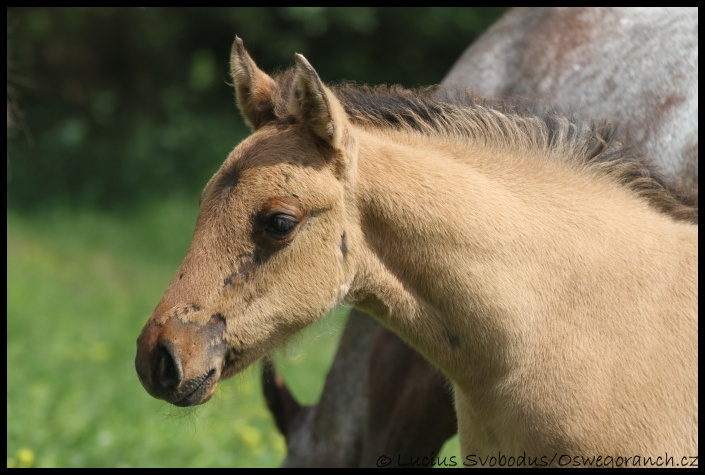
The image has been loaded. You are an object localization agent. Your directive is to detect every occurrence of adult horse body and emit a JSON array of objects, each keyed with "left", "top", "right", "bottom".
[
  {"left": 136, "top": 36, "right": 697, "bottom": 462},
  {"left": 444, "top": 7, "right": 698, "bottom": 192}
]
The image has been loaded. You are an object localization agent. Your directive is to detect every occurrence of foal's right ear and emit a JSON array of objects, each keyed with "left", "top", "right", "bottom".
[{"left": 230, "top": 36, "right": 278, "bottom": 130}]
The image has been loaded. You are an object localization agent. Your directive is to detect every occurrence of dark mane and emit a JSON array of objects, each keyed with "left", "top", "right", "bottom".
[{"left": 270, "top": 70, "right": 697, "bottom": 224}]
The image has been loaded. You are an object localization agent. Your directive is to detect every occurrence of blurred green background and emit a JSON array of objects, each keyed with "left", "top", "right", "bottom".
[{"left": 7, "top": 7, "right": 507, "bottom": 468}]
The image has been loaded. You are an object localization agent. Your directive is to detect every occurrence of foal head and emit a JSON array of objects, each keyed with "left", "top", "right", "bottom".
[{"left": 135, "top": 38, "right": 358, "bottom": 406}]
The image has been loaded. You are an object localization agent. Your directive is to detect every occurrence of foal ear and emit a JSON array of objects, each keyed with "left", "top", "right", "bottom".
[
  {"left": 291, "top": 53, "right": 348, "bottom": 150},
  {"left": 230, "top": 36, "right": 278, "bottom": 130}
]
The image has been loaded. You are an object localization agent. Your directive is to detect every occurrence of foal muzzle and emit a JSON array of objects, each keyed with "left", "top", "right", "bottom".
[{"left": 135, "top": 313, "right": 227, "bottom": 406}]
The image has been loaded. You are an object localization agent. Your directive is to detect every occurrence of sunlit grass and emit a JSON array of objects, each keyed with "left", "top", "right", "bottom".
[{"left": 7, "top": 200, "right": 346, "bottom": 467}]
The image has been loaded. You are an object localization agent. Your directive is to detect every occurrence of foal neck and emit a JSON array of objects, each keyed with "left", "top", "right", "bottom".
[{"left": 350, "top": 128, "right": 694, "bottom": 385}]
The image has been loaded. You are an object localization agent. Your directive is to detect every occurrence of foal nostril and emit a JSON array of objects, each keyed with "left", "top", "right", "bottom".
[{"left": 154, "top": 341, "right": 183, "bottom": 390}]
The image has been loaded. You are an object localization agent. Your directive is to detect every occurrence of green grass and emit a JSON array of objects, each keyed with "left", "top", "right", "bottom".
[{"left": 7, "top": 199, "right": 460, "bottom": 467}]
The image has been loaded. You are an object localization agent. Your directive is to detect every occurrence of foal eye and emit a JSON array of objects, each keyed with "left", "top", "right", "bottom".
[
  {"left": 263, "top": 214, "right": 299, "bottom": 239},
  {"left": 257, "top": 197, "right": 305, "bottom": 245}
]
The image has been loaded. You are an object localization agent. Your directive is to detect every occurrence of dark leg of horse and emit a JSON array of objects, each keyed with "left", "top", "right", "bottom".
[{"left": 361, "top": 325, "right": 456, "bottom": 467}]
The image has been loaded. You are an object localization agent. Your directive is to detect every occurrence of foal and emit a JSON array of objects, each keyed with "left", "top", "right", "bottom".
[{"left": 136, "top": 37, "right": 697, "bottom": 463}]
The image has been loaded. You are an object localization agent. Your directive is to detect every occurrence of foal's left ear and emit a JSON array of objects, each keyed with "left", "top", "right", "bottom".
[{"left": 291, "top": 53, "right": 348, "bottom": 151}]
